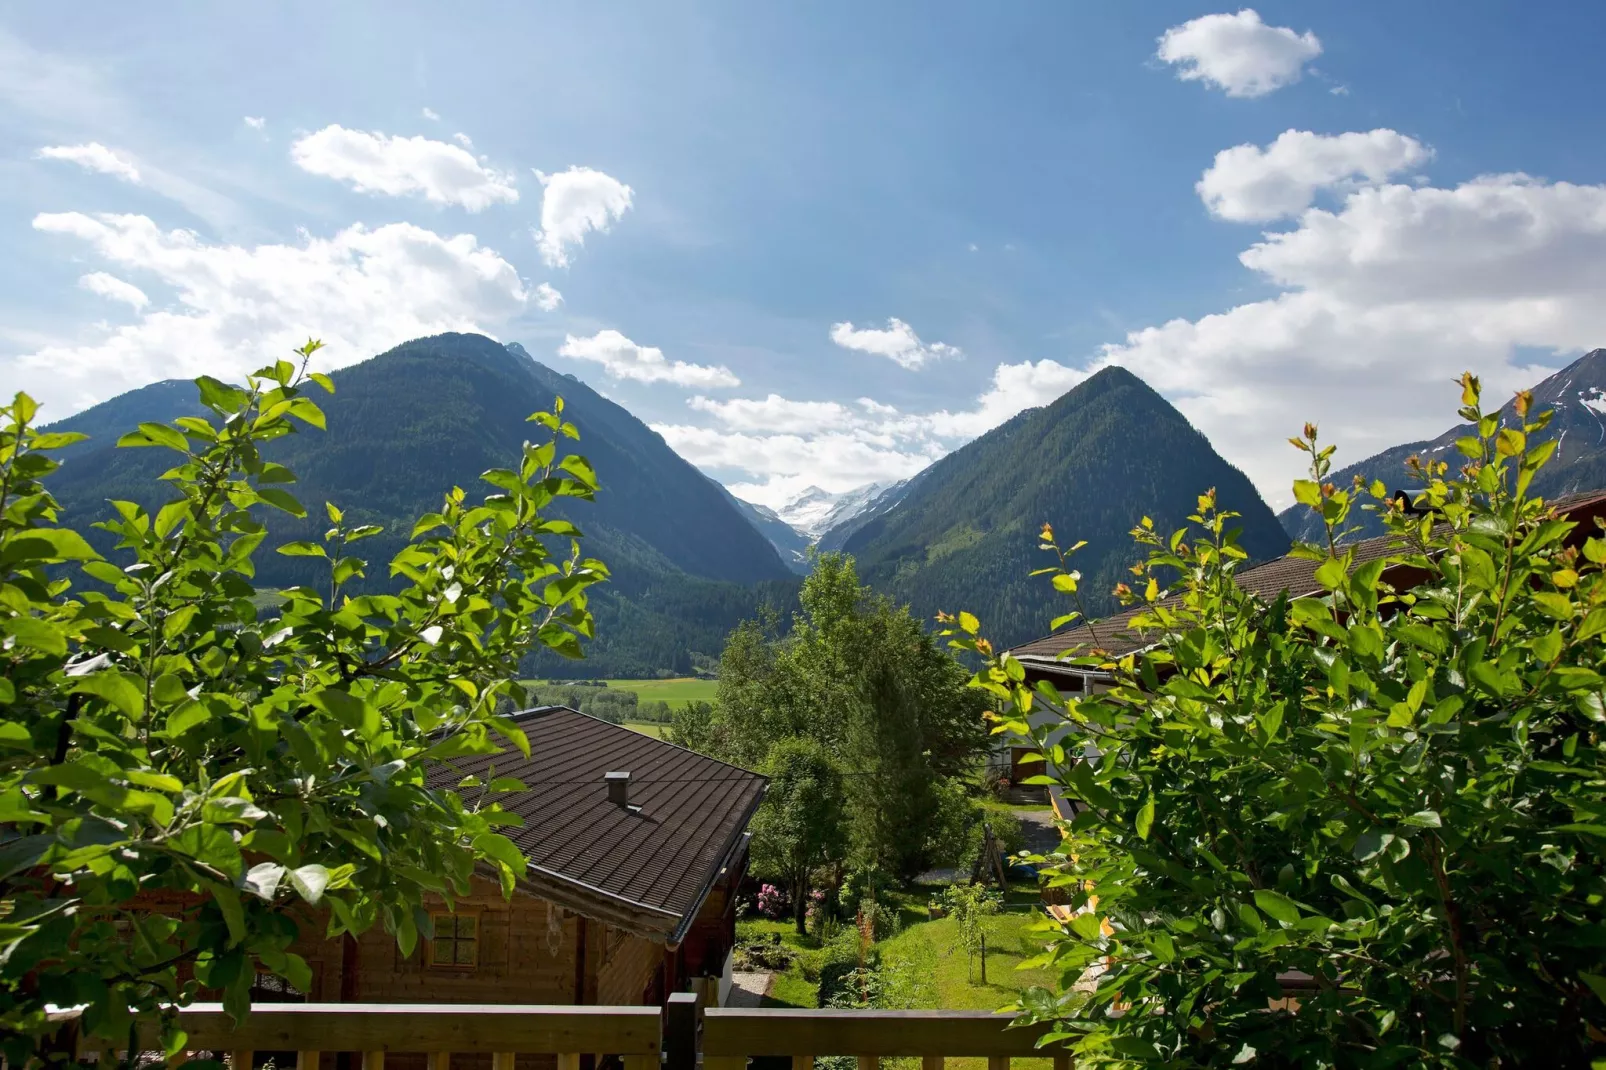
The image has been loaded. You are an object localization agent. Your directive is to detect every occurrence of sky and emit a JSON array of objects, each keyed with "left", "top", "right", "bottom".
[{"left": 3, "top": 2, "right": 1606, "bottom": 510}]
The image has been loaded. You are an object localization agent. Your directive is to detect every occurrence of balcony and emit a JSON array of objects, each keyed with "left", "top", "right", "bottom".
[{"left": 56, "top": 997, "right": 1073, "bottom": 1070}]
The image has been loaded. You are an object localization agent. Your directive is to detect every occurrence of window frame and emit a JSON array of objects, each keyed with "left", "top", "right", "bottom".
[{"left": 426, "top": 910, "right": 481, "bottom": 970}]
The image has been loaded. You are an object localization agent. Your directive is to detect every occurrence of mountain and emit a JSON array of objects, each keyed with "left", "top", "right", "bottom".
[
  {"left": 774, "top": 481, "right": 905, "bottom": 539},
  {"left": 836, "top": 366, "right": 1291, "bottom": 649},
  {"left": 1279, "top": 348, "right": 1606, "bottom": 544},
  {"left": 41, "top": 333, "right": 800, "bottom": 677},
  {"left": 816, "top": 476, "right": 922, "bottom": 552},
  {"left": 714, "top": 481, "right": 812, "bottom": 574}
]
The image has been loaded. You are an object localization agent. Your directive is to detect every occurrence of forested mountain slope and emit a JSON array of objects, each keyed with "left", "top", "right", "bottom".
[
  {"left": 839, "top": 366, "right": 1290, "bottom": 648},
  {"left": 43, "top": 332, "right": 799, "bottom": 676}
]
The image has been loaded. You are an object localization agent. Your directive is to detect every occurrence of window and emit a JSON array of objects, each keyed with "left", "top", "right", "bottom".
[{"left": 429, "top": 912, "right": 478, "bottom": 968}]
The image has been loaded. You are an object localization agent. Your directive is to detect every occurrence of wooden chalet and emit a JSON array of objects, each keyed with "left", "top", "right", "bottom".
[{"left": 252, "top": 706, "right": 766, "bottom": 1011}]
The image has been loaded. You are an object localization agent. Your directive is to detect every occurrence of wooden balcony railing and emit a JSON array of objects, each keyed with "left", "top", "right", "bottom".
[{"left": 54, "top": 995, "right": 1071, "bottom": 1070}]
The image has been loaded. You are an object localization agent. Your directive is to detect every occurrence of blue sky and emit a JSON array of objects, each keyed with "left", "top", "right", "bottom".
[{"left": 4, "top": 2, "right": 1605, "bottom": 508}]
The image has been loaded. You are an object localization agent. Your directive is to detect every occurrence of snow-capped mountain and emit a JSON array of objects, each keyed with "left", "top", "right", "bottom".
[{"left": 774, "top": 482, "right": 903, "bottom": 540}]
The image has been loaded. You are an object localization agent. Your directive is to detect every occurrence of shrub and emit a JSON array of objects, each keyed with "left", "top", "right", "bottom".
[
  {"left": 0, "top": 350, "right": 607, "bottom": 1061},
  {"left": 756, "top": 883, "right": 789, "bottom": 919},
  {"left": 955, "top": 375, "right": 1606, "bottom": 1066}
]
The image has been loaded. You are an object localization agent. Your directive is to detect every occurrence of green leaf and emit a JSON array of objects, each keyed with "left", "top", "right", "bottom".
[
  {"left": 121, "top": 422, "right": 190, "bottom": 452},
  {"left": 287, "top": 397, "right": 326, "bottom": 430},
  {"left": 1401, "top": 810, "right": 1442, "bottom": 828},
  {"left": 1314, "top": 557, "right": 1346, "bottom": 590},
  {"left": 257, "top": 487, "right": 307, "bottom": 517},
  {"left": 70, "top": 671, "right": 145, "bottom": 718},
  {"left": 1393, "top": 623, "right": 1447, "bottom": 655},
  {"left": 1135, "top": 794, "right": 1155, "bottom": 840},
  {"left": 1533, "top": 592, "right": 1574, "bottom": 620},
  {"left": 0, "top": 528, "right": 102, "bottom": 564},
  {"left": 1253, "top": 890, "right": 1301, "bottom": 926},
  {"left": 472, "top": 832, "right": 526, "bottom": 873},
  {"left": 1580, "top": 972, "right": 1606, "bottom": 1006},
  {"left": 3, "top": 617, "right": 66, "bottom": 655},
  {"left": 195, "top": 375, "right": 249, "bottom": 414},
  {"left": 276, "top": 541, "right": 328, "bottom": 558},
  {"left": 288, "top": 864, "right": 331, "bottom": 905}
]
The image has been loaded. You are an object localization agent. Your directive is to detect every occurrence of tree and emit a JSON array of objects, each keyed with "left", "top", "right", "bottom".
[
  {"left": 749, "top": 737, "right": 849, "bottom": 934},
  {"left": 955, "top": 374, "right": 1606, "bottom": 1066},
  {"left": 0, "top": 344, "right": 608, "bottom": 1065},
  {"left": 943, "top": 882, "right": 1001, "bottom": 983},
  {"left": 706, "top": 554, "right": 991, "bottom": 879}
]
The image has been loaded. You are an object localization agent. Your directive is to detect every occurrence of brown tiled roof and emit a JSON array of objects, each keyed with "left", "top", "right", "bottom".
[
  {"left": 427, "top": 706, "right": 766, "bottom": 942},
  {"left": 1010, "top": 488, "right": 1606, "bottom": 667}
]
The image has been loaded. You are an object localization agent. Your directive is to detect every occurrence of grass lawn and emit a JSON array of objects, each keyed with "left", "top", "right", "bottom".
[
  {"left": 623, "top": 721, "right": 667, "bottom": 739},
  {"left": 598, "top": 677, "right": 718, "bottom": 705},
  {"left": 740, "top": 885, "right": 1061, "bottom": 1070}
]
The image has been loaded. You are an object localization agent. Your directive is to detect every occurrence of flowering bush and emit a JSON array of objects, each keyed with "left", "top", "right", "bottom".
[{"left": 756, "top": 882, "right": 789, "bottom": 919}]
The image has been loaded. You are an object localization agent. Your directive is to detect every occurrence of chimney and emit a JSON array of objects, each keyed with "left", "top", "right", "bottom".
[{"left": 604, "top": 771, "right": 631, "bottom": 808}]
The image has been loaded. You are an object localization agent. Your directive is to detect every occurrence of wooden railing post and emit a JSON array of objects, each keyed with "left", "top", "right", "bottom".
[{"left": 664, "top": 992, "right": 700, "bottom": 1070}]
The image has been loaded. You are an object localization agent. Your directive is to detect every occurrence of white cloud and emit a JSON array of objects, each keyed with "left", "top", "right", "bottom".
[
  {"left": 11, "top": 212, "right": 532, "bottom": 417},
  {"left": 533, "top": 167, "right": 633, "bottom": 268},
  {"left": 290, "top": 125, "right": 518, "bottom": 211},
  {"left": 664, "top": 358, "right": 1090, "bottom": 507},
  {"left": 1198, "top": 129, "right": 1432, "bottom": 222},
  {"left": 36, "top": 143, "right": 140, "bottom": 183},
  {"left": 453, "top": 132, "right": 473, "bottom": 148},
  {"left": 655, "top": 425, "right": 940, "bottom": 509},
  {"left": 1096, "top": 171, "right": 1606, "bottom": 504},
  {"left": 557, "top": 329, "right": 738, "bottom": 388},
  {"left": 687, "top": 394, "right": 861, "bottom": 434},
  {"left": 534, "top": 282, "right": 563, "bottom": 311},
  {"left": 421, "top": 107, "right": 440, "bottom": 121},
  {"left": 243, "top": 116, "right": 266, "bottom": 130},
  {"left": 1156, "top": 9, "right": 1321, "bottom": 98},
  {"left": 928, "top": 359, "right": 1090, "bottom": 438},
  {"left": 828, "top": 317, "right": 961, "bottom": 370},
  {"left": 78, "top": 271, "right": 148, "bottom": 310}
]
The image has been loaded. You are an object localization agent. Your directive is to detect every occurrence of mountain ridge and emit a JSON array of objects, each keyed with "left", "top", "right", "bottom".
[
  {"left": 835, "top": 365, "right": 1292, "bottom": 648},
  {"left": 42, "top": 332, "right": 800, "bottom": 676}
]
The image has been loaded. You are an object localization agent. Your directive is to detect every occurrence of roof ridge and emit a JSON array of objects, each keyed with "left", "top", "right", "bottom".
[{"left": 510, "top": 703, "right": 763, "bottom": 779}]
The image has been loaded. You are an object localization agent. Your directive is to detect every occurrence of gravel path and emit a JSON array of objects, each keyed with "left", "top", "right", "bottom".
[
  {"left": 727, "top": 970, "right": 772, "bottom": 1007},
  {"left": 1015, "top": 807, "right": 1062, "bottom": 855}
]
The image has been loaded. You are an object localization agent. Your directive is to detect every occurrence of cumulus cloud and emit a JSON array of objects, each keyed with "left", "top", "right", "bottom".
[
  {"left": 557, "top": 329, "right": 737, "bottom": 388},
  {"left": 928, "top": 359, "right": 1089, "bottom": 438},
  {"left": 534, "top": 282, "right": 563, "bottom": 311},
  {"left": 687, "top": 394, "right": 863, "bottom": 435},
  {"left": 1156, "top": 9, "right": 1321, "bottom": 98},
  {"left": 36, "top": 142, "right": 140, "bottom": 183},
  {"left": 78, "top": 271, "right": 149, "bottom": 310},
  {"left": 658, "top": 425, "right": 941, "bottom": 509},
  {"left": 243, "top": 116, "right": 266, "bottom": 130},
  {"left": 533, "top": 167, "right": 633, "bottom": 268},
  {"left": 828, "top": 317, "right": 961, "bottom": 370},
  {"left": 291, "top": 125, "right": 518, "bottom": 211},
  {"left": 10, "top": 212, "right": 532, "bottom": 416},
  {"left": 1095, "top": 171, "right": 1606, "bottom": 502},
  {"left": 1198, "top": 129, "right": 1432, "bottom": 222},
  {"left": 421, "top": 107, "right": 440, "bottom": 121},
  {"left": 663, "top": 358, "right": 1089, "bottom": 507}
]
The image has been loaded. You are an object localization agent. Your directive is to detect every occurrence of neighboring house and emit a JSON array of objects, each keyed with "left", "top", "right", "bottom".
[
  {"left": 1002, "top": 489, "right": 1606, "bottom": 780},
  {"left": 151, "top": 706, "right": 766, "bottom": 1011}
]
